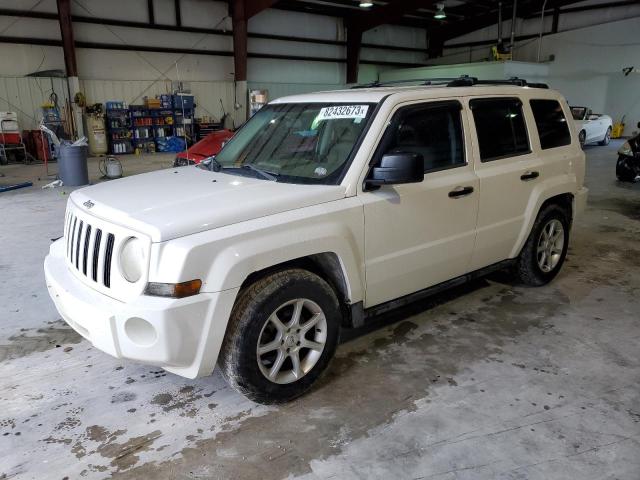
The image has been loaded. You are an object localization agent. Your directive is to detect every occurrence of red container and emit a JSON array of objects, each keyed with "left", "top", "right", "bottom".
[
  {"left": 0, "top": 132, "right": 21, "bottom": 144},
  {"left": 22, "top": 130, "right": 51, "bottom": 161}
]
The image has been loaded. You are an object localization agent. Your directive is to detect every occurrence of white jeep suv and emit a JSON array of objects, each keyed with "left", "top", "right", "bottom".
[{"left": 45, "top": 78, "right": 588, "bottom": 404}]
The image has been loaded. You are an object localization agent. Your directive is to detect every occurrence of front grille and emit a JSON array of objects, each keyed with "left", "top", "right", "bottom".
[{"left": 65, "top": 211, "right": 117, "bottom": 288}]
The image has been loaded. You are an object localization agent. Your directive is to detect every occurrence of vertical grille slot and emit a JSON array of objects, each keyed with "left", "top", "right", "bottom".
[
  {"left": 103, "top": 233, "right": 115, "bottom": 288},
  {"left": 82, "top": 225, "right": 92, "bottom": 275},
  {"left": 75, "top": 221, "right": 84, "bottom": 268},
  {"left": 65, "top": 212, "right": 71, "bottom": 255},
  {"left": 69, "top": 217, "right": 78, "bottom": 261},
  {"left": 92, "top": 229, "right": 102, "bottom": 282}
]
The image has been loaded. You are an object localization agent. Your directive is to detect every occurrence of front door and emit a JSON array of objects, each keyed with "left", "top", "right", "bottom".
[{"left": 361, "top": 100, "right": 479, "bottom": 308}]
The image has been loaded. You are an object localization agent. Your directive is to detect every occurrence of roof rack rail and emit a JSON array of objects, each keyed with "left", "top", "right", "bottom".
[
  {"left": 446, "top": 75, "right": 549, "bottom": 89},
  {"left": 351, "top": 77, "right": 460, "bottom": 89},
  {"left": 351, "top": 75, "right": 549, "bottom": 90}
]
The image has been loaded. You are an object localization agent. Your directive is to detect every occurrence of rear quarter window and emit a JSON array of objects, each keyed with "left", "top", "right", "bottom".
[
  {"left": 470, "top": 97, "right": 530, "bottom": 162},
  {"left": 530, "top": 99, "right": 572, "bottom": 150}
]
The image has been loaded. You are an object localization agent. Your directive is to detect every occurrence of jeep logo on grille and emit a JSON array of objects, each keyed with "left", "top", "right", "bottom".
[{"left": 83, "top": 200, "right": 95, "bottom": 209}]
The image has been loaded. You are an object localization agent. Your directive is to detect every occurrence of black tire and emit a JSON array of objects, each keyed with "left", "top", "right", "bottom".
[
  {"left": 218, "top": 269, "right": 341, "bottom": 404},
  {"left": 616, "top": 156, "right": 639, "bottom": 182},
  {"left": 515, "top": 204, "right": 570, "bottom": 286},
  {"left": 578, "top": 130, "right": 586, "bottom": 149},
  {"left": 599, "top": 127, "right": 612, "bottom": 146}
]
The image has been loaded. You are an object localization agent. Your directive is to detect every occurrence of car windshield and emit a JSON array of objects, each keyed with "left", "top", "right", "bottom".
[
  {"left": 570, "top": 106, "right": 587, "bottom": 120},
  {"left": 208, "top": 102, "right": 375, "bottom": 184}
]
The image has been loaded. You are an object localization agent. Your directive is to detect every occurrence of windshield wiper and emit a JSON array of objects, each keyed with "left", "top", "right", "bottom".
[{"left": 241, "top": 164, "right": 278, "bottom": 181}]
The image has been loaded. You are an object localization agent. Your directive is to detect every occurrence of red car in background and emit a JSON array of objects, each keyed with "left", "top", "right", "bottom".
[{"left": 173, "top": 129, "right": 235, "bottom": 166}]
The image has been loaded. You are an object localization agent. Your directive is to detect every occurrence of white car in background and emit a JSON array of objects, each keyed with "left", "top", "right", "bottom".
[{"left": 571, "top": 106, "right": 613, "bottom": 147}]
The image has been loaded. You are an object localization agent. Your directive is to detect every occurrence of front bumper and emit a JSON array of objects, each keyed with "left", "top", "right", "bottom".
[{"left": 44, "top": 239, "right": 239, "bottom": 378}]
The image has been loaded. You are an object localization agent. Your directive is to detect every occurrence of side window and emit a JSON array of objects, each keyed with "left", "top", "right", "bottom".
[
  {"left": 530, "top": 99, "right": 571, "bottom": 150},
  {"left": 470, "top": 97, "right": 530, "bottom": 162},
  {"left": 380, "top": 101, "right": 465, "bottom": 173}
]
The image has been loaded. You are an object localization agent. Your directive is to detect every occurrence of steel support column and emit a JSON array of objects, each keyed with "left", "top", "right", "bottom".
[
  {"left": 56, "top": 0, "right": 77, "bottom": 77},
  {"left": 346, "top": 24, "right": 362, "bottom": 84},
  {"left": 56, "top": 0, "right": 83, "bottom": 137}
]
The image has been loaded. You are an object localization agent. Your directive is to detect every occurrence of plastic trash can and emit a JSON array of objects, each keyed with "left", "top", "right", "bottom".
[{"left": 58, "top": 144, "right": 89, "bottom": 186}]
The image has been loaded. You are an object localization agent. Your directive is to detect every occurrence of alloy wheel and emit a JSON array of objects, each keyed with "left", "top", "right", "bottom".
[
  {"left": 256, "top": 298, "right": 328, "bottom": 384},
  {"left": 537, "top": 219, "right": 565, "bottom": 273}
]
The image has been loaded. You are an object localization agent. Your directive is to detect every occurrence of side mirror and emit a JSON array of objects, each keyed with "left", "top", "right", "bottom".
[
  {"left": 637, "top": 121, "right": 640, "bottom": 129},
  {"left": 367, "top": 152, "right": 424, "bottom": 186}
]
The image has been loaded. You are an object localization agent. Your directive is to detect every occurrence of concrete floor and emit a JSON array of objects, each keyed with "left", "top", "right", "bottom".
[{"left": 1, "top": 143, "right": 639, "bottom": 479}]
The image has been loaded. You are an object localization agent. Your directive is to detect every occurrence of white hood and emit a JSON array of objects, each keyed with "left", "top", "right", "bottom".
[{"left": 70, "top": 167, "right": 346, "bottom": 242}]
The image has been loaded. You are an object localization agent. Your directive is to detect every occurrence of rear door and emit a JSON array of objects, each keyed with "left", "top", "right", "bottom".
[
  {"left": 361, "top": 100, "right": 479, "bottom": 307},
  {"left": 467, "top": 96, "right": 543, "bottom": 270}
]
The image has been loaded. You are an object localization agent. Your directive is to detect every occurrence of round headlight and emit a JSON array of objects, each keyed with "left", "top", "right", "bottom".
[
  {"left": 618, "top": 141, "right": 632, "bottom": 157},
  {"left": 119, "top": 237, "right": 145, "bottom": 283}
]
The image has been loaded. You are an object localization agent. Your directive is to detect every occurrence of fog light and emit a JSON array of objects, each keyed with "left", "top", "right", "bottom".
[{"left": 124, "top": 317, "right": 157, "bottom": 347}]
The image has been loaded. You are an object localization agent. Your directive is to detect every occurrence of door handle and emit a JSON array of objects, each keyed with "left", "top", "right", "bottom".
[
  {"left": 521, "top": 171, "right": 539, "bottom": 181},
  {"left": 448, "top": 186, "right": 474, "bottom": 198}
]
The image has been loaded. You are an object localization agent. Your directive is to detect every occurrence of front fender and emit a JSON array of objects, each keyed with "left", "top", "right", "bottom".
[
  {"left": 149, "top": 197, "right": 365, "bottom": 303},
  {"left": 509, "top": 174, "right": 577, "bottom": 258}
]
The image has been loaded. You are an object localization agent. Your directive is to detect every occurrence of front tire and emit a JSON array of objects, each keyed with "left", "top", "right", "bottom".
[
  {"left": 599, "top": 127, "right": 612, "bottom": 146},
  {"left": 515, "top": 204, "right": 570, "bottom": 286},
  {"left": 616, "top": 156, "right": 640, "bottom": 182},
  {"left": 219, "top": 269, "right": 341, "bottom": 404}
]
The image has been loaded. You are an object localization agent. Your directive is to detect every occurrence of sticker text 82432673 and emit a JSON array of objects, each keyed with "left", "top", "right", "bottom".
[{"left": 317, "top": 105, "right": 369, "bottom": 120}]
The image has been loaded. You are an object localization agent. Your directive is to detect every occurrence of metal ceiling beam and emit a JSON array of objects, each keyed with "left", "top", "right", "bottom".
[
  {"left": 56, "top": 0, "right": 77, "bottom": 77},
  {"left": 231, "top": 0, "right": 280, "bottom": 82},
  {"left": 344, "top": 1, "right": 439, "bottom": 84}
]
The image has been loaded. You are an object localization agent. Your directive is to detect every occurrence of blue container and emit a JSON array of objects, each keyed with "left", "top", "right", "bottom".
[
  {"left": 173, "top": 94, "right": 194, "bottom": 109},
  {"left": 160, "top": 94, "right": 172, "bottom": 109}
]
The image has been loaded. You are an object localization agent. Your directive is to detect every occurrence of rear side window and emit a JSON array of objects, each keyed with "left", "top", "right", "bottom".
[
  {"left": 530, "top": 99, "right": 571, "bottom": 149},
  {"left": 379, "top": 101, "right": 465, "bottom": 173},
  {"left": 470, "top": 98, "right": 530, "bottom": 162}
]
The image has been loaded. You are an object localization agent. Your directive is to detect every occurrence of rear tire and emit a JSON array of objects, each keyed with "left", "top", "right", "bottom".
[
  {"left": 219, "top": 269, "right": 341, "bottom": 404},
  {"left": 515, "top": 204, "right": 570, "bottom": 286},
  {"left": 599, "top": 127, "right": 612, "bottom": 146}
]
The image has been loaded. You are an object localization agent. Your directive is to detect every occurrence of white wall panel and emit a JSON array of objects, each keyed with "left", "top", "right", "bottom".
[
  {"left": 0, "top": 0, "right": 56, "bottom": 12},
  {"left": 71, "top": 0, "right": 148, "bottom": 22},
  {"left": 248, "top": 58, "right": 344, "bottom": 84},
  {"left": 0, "top": 44, "right": 64, "bottom": 77},
  {"left": 180, "top": 0, "right": 229, "bottom": 29},
  {"left": 250, "top": 9, "right": 341, "bottom": 41},
  {"left": 152, "top": 0, "right": 176, "bottom": 25},
  {"left": 364, "top": 24, "right": 427, "bottom": 49},
  {"left": 0, "top": 76, "right": 69, "bottom": 130},
  {"left": 247, "top": 81, "right": 343, "bottom": 102}
]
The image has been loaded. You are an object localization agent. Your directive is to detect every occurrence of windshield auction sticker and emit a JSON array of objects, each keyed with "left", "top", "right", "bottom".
[{"left": 317, "top": 105, "right": 369, "bottom": 120}]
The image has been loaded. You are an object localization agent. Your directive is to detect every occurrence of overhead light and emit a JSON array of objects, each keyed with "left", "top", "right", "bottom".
[
  {"left": 359, "top": 0, "right": 373, "bottom": 7},
  {"left": 434, "top": 3, "right": 446, "bottom": 19}
]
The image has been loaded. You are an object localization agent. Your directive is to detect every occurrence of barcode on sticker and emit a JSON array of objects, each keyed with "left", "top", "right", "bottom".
[{"left": 318, "top": 105, "right": 369, "bottom": 120}]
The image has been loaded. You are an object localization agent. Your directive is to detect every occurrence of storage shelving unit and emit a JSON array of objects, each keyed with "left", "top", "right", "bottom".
[
  {"left": 104, "top": 95, "right": 197, "bottom": 155},
  {"left": 105, "top": 108, "right": 133, "bottom": 154}
]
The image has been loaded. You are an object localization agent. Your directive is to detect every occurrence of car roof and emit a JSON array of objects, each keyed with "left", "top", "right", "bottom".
[{"left": 271, "top": 84, "right": 564, "bottom": 105}]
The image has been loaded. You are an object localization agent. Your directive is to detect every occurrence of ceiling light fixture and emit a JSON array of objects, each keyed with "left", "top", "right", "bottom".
[
  {"left": 434, "top": 3, "right": 446, "bottom": 19},
  {"left": 359, "top": 0, "right": 374, "bottom": 8}
]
